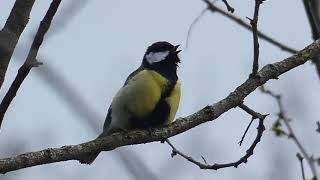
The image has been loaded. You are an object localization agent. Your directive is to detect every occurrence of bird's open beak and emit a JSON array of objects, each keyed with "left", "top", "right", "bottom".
[{"left": 174, "top": 44, "right": 181, "bottom": 54}]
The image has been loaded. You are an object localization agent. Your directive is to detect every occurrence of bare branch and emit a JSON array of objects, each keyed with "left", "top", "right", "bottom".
[
  {"left": 0, "top": 0, "right": 36, "bottom": 88},
  {"left": 297, "top": 153, "right": 306, "bottom": 180},
  {"left": 0, "top": 0, "right": 62, "bottom": 129},
  {"left": 302, "top": 0, "right": 320, "bottom": 40},
  {"left": 238, "top": 103, "right": 268, "bottom": 146},
  {"left": 238, "top": 103, "right": 268, "bottom": 120},
  {"left": 166, "top": 116, "right": 265, "bottom": 170},
  {"left": 221, "top": 0, "right": 234, "bottom": 13},
  {"left": 202, "top": 0, "right": 297, "bottom": 54},
  {"left": 302, "top": 0, "right": 320, "bottom": 79},
  {"left": 261, "top": 86, "right": 319, "bottom": 179},
  {"left": 0, "top": 39, "right": 319, "bottom": 174},
  {"left": 248, "top": 0, "right": 264, "bottom": 76},
  {"left": 238, "top": 118, "right": 254, "bottom": 146}
]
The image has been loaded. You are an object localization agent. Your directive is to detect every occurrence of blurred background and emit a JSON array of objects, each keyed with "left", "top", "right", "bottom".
[{"left": 0, "top": 0, "right": 319, "bottom": 179}]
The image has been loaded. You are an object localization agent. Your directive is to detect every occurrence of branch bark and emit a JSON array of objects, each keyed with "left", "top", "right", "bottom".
[
  {"left": 0, "top": 39, "right": 319, "bottom": 174},
  {"left": 0, "top": 0, "right": 36, "bottom": 88}
]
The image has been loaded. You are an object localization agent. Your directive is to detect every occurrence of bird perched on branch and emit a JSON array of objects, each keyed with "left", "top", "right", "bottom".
[{"left": 79, "top": 41, "right": 182, "bottom": 164}]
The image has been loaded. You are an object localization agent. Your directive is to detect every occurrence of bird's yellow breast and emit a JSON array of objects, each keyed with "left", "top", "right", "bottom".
[
  {"left": 113, "top": 69, "right": 180, "bottom": 125},
  {"left": 165, "top": 80, "right": 181, "bottom": 125}
]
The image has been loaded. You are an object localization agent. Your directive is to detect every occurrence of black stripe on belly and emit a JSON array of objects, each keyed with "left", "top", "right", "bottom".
[{"left": 129, "top": 80, "right": 176, "bottom": 129}]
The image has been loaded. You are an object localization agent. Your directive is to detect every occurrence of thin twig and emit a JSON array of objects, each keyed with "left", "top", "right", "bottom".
[
  {"left": 202, "top": 0, "right": 297, "bottom": 54},
  {"left": 165, "top": 117, "right": 265, "bottom": 170},
  {"left": 248, "top": 0, "right": 263, "bottom": 76},
  {"left": 0, "top": 0, "right": 62, "bottom": 129},
  {"left": 221, "top": 0, "right": 234, "bottom": 13},
  {"left": 261, "top": 86, "right": 318, "bottom": 179},
  {"left": 238, "top": 103, "right": 268, "bottom": 146},
  {"left": 297, "top": 153, "right": 306, "bottom": 180},
  {"left": 238, "top": 103, "right": 268, "bottom": 120},
  {"left": 238, "top": 117, "right": 254, "bottom": 146},
  {"left": 186, "top": 8, "right": 208, "bottom": 48}
]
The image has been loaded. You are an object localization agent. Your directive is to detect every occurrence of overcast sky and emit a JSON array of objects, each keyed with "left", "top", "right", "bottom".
[{"left": 0, "top": 0, "right": 319, "bottom": 180}]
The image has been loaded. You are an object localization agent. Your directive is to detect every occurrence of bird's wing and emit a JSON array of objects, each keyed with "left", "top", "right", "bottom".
[
  {"left": 101, "top": 66, "right": 145, "bottom": 135},
  {"left": 123, "top": 65, "right": 144, "bottom": 86}
]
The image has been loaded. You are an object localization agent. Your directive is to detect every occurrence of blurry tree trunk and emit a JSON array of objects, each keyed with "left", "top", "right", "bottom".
[{"left": 0, "top": 0, "right": 35, "bottom": 88}]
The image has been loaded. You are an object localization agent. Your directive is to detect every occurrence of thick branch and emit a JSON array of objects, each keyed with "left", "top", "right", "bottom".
[
  {"left": 0, "top": 0, "right": 36, "bottom": 88},
  {"left": 0, "top": 39, "right": 319, "bottom": 174},
  {"left": 0, "top": 0, "right": 62, "bottom": 129}
]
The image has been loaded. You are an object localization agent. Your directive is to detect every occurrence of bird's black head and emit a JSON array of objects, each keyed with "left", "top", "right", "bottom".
[{"left": 142, "top": 41, "right": 181, "bottom": 81}]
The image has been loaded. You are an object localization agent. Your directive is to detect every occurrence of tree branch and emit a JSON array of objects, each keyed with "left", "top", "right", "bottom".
[
  {"left": 0, "top": 0, "right": 36, "bottom": 88},
  {"left": 238, "top": 103, "right": 268, "bottom": 120},
  {"left": 0, "top": 0, "right": 62, "bottom": 129},
  {"left": 297, "top": 153, "right": 306, "bottom": 180},
  {"left": 261, "top": 86, "right": 319, "bottom": 179},
  {"left": 248, "top": 0, "right": 263, "bottom": 76},
  {"left": 166, "top": 115, "right": 265, "bottom": 170},
  {"left": 221, "top": 0, "right": 234, "bottom": 13},
  {"left": 238, "top": 103, "right": 268, "bottom": 146},
  {"left": 302, "top": 0, "right": 320, "bottom": 79},
  {"left": 202, "top": 0, "right": 297, "bottom": 54},
  {"left": 302, "top": 0, "right": 320, "bottom": 40},
  {"left": 0, "top": 39, "right": 319, "bottom": 174}
]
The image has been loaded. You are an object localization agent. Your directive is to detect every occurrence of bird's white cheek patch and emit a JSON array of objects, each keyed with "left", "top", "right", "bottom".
[{"left": 145, "top": 51, "right": 169, "bottom": 64}]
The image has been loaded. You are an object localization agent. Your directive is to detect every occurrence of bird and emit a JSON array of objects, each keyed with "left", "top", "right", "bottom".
[{"left": 79, "top": 41, "right": 181, "bottom": 164}]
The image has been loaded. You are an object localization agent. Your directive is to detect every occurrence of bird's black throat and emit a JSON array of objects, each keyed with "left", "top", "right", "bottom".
[{"left": 142, "top": 56, "right": 179, "bottom": 82}]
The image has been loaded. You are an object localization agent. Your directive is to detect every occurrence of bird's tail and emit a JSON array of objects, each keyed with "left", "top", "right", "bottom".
[
  {"left": 79, "top": 151, "right": 100, "bottom": 164},
  {"left": 78, "top": 129, "right": 116, "bottom": 164},
  {"left": 79, "top": 133, "right": 103, "bottom": 164}
]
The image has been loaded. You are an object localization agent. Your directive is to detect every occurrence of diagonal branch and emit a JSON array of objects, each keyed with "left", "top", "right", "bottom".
[
  {"left": 221, "top": 0, "right": 234, "bottom": 13},
  {"left": 0, "top": 0, "right": 36, "bottom": 88},
  {"left": 0, "top": 0, "right": 62, "bottom": 129},
  {"left": 202, "top": 0, "right": 297, "bottom": 54},
  {"left": 238, "top": 103, "right": 268, "bottom": 120},
  {"left": 0, "top": 39, "right": 319, "bottom": 174},
  {"left": 238, "top": 103, "right": 268, "bottom": 146},
  {"left": 261, "top": 86, "right": 318, "bottom": 179}
]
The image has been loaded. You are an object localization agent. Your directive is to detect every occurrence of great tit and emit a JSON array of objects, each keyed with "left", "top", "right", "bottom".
[{"left": 80, "top": 41, "right": 181, "bottom": 164}]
